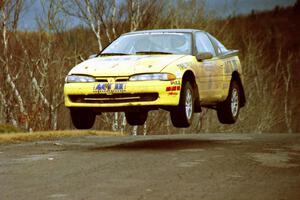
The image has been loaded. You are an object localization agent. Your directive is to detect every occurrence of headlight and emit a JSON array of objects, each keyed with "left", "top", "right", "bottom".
[
  {"left": 65, "top": 75, "right": 95, "bottom": 83},
  {"left": 129, "top": 73, "right": 176, "bottom": 81}
]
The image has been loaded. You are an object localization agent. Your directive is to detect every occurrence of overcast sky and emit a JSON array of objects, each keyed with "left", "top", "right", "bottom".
[
  {"left": 205, "top": 0, "right": 297, "bottom": 16},
  {"left": 19, "top": 0, "right": 297, "bottom": 30}
]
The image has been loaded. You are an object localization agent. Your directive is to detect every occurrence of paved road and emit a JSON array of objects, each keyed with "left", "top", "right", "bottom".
[{"left": 1, "top": 133, "right": 300, "bottom": 200}]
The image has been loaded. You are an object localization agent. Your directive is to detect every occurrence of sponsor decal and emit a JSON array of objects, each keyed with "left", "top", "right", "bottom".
[
  {"left": 111, "top": 63, "right": 119, "bottom": 68},
  {"left": 232, "top": 60, "right": 238, "bottom": 71},
  {"left": 100, "top": 56, "right": 149, "bottom": 62},
  {"left": 224, "top": 60, "right": 238, "bottom": 73},
  {"left": 170, "top": 80, "right": 181, "bottom": 85},
  {"left": 177, "top": 62, "right": 191, "bottom": 70},
  {"left": 94, "top": 83, "right": 126, "bottom": 93},
  {"left": 166, "top": 85, "right": 181, "bottom": 92},
  {"left": 168, "top": 92, "right": 178, "bottom": 96},
  {"left": 224, "top": 60, "right": 233, "bottom": 73}
]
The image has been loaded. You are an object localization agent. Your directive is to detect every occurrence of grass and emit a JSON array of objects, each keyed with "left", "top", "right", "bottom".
[
  {"left": 0, "top": 130, "right": 125, "bottom": 144},
  {"left": 0, "top": 124, "right": 22, "bottom": 133}
]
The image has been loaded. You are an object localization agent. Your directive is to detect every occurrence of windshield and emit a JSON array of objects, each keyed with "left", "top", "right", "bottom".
[{"left": 102, "top": 33, "right": 192, "bottom": 55}]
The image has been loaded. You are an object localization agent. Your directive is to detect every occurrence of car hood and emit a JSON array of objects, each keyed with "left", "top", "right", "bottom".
[{"left": 68, "top": 55, "right": 185, "bottom": 77}]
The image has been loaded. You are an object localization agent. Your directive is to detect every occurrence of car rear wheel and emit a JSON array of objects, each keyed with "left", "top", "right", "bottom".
[
  {"left": 217, "top": 80, "right": 240, "bottom": 124},
  {"left": 125, "top": 111, "right": 148, "bottom": 126},
  {"left": 70, "top": 108, "right": 96, "bottom": 129},
  {"left": 170, "top": 81, "right": 194, "bottom": 128}
]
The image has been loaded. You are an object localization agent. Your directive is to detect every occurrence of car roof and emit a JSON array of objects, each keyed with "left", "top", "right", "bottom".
[{"left": 123, "top": 29, "right": 205, "bottom": 35}]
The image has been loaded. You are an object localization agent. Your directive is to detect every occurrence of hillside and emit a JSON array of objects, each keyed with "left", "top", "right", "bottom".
[{"left": 222, "top": 3, "right": 300, "bottom": 133}]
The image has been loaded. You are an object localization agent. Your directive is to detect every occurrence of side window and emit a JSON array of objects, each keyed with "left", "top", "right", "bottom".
[
  {"left": 207, "top": 33, "right": 228, "bottom": 55},
  {"left": 195, "top": 32, "right": 216, "bottom": 56}
]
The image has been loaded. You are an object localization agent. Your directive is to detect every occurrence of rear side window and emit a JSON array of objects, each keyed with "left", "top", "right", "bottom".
[
  {"left": 207, "top": 33, "right": 228, "bottom": 55},
  {"left": 195, "top": 32, "right": 216, "bottom": 56}
]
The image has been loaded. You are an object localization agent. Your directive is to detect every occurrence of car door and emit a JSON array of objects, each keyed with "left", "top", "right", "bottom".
[{"left": 194, "top": 32, "right": 224, "bottom": 104}]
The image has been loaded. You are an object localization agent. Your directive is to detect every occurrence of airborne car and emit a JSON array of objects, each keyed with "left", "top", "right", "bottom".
[{"left": 64, "top": 29, "right": 245, "bottom": 129}]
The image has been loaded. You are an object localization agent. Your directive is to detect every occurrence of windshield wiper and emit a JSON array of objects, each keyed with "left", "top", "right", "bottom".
[
  {"left": 135, "top": 51, "right": 173, "bottom": 55},
  {"left": 100, "top": 53, "right": 130, "bottom": 56}
]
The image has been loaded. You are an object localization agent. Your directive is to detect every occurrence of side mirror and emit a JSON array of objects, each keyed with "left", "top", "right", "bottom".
[
  {"left": 196, "top": 52, "right": 213, "bottom": 61},
  {"left": 88, "top": 54, "right": 97, "bottom": 59}
]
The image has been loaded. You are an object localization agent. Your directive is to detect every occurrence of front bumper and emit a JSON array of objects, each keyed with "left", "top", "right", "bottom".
[{"left": 64, "top": 80, "right": 181, "bottom": 109}]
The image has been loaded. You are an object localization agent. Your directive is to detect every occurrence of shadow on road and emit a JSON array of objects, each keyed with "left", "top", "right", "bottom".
[{"left": 89, "top": 138, "right": 221, "bottom": 151}]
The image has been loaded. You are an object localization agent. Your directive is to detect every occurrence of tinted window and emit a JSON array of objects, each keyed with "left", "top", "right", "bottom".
[{"left": 195, "top": 32, "right": 216, "bottom": 56}]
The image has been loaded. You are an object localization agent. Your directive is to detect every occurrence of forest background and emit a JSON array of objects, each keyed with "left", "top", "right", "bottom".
[{"left": 0, "top": 0, "right": 299, "bottom": 134}]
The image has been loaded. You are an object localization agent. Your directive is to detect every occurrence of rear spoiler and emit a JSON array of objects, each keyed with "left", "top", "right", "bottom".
[{"left": 219, "top": 50, "right": 239, "bottom": 59}]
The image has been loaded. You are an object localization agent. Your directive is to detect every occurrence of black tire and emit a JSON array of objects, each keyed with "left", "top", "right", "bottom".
[
  {"left": 217, "top": 80, "right": 240, "bottom": 124},
  {"left": 70, "top": 108, "right": 96, "bottom": 129},
  {"left": 170, "top": 81, "right": 194, "bottom": 128},
  {"left": 125, "top": 111, "right": 148, "bottom": 126}
]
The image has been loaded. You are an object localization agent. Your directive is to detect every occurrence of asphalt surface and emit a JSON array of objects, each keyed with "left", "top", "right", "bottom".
[{"left": 1, "top": 133, "right": 300, "bottom": 200}]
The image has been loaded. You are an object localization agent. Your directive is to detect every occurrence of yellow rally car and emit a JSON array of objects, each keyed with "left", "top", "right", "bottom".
[{"left": 64, "top": 29, "right": 246, "bottom": 129}]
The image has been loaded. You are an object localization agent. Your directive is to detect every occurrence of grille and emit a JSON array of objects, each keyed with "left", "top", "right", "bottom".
[
  {"left": 69, "top": 93, "right": 158, "bottom": 103},
  {"left": 95, "top": 77, "right": 129, "bottom": 82}
]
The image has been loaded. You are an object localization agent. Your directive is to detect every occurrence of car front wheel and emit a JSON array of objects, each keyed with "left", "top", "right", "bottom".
[
  {"left": 170, "top": 81, "right": 194, "bottom": 128},
  {"left": 70, "top": 108, "right": 96, "bottom": 129}
]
